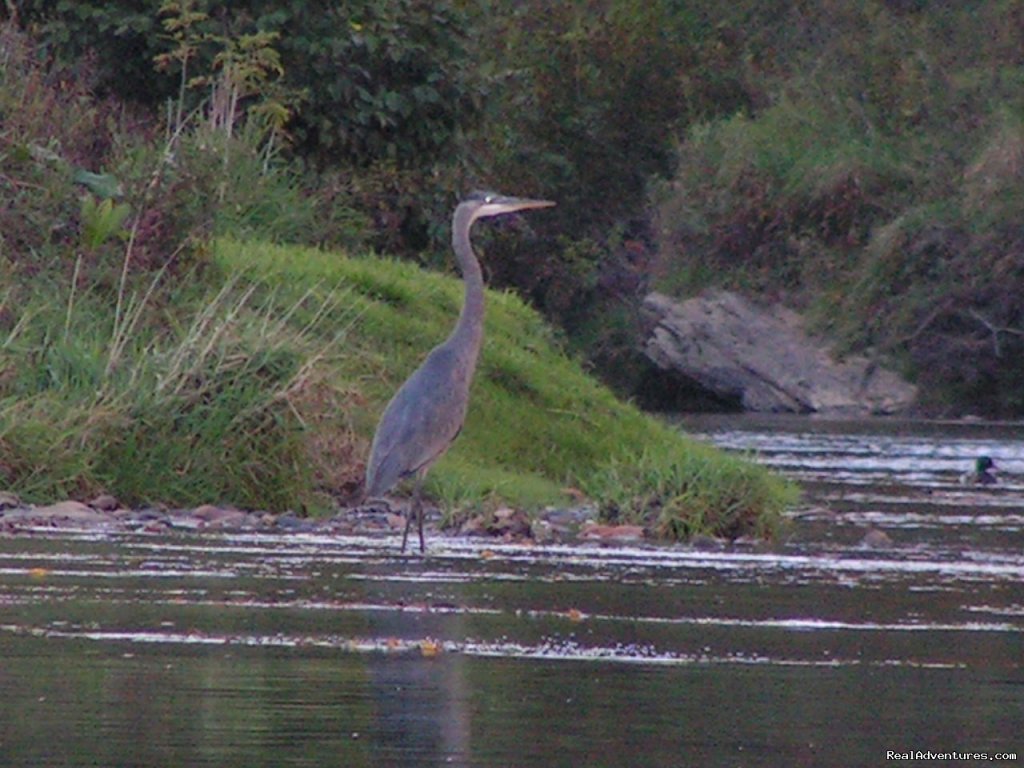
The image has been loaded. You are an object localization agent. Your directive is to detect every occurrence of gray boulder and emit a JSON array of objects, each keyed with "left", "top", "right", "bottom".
[{"left": 642, "top": 290, "right": 916, "bottom": 414}]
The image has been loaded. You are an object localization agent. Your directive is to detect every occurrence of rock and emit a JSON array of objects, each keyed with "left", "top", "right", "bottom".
[
  {"left": 322, "top": 516, "right": 356, "bottom": 535},
  {"left": 32, "top": 500, "right": 110, "bottom": 522},
  {"left": 460, "top": 508, "right": 532, "bottom": 539},
  {"left": 540, "top": 505, "right": 597, "bottom": 536},
  {"left": 731, "top": 534, "right": 775, "bottom": 551},
  {"left": 0, "top": 491, "right": 22, "bottom": 510},
  {"left": 335, "top": 503, "right": 398, "bottom": 532},
  {"left": 0, "top": 508, "right": 37, "bottom": 523},
  {"left": 165, "top": 514, "right": 202, "bottom": 531},
  {"left": 192, "top": 504, "right": 232, "bottom": 521},
  {"left": 642, "top": 290, "right": 917, "bottom": 414},
  {"left": 191, "top": 505, "right": 251, "bottom": 529},
  {"left": 530, "top": 519, "right": 556, "bottom": 544},
  {"left": 275, "top": 513, "right": 317, "bottom": 532},
  {"left": 119, "top": 508, "right": 170, "bottom": 524},
  {"left": 859, "top": 528, "right": 894, "bottom": 548},
  {"left": 459, "top": 514, "right": 488, "bottom": 536},
  {"left": 89, "top": 493, "right": 120, "bottom": 511},
  {"left": 490, "top": 507, "right": 531, "bottom": 538},
  {"left": 689, "top": 533, "right": 726, "bottom": 551},
  {"left": 579, "top": 523, "right": 645, "bottom": 542}
]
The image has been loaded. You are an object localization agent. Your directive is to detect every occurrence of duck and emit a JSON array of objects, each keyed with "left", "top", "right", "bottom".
[{"left": 959, "top": 456, "right": 997, "bottom": 485}]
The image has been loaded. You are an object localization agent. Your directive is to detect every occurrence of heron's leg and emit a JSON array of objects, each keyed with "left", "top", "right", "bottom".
[
  {"left": 400, "top": 472, "right": 427, "bottom": 554},
  {"left": 416, "top": 475, "right": 426, "bottom": 554},
  {"left": 400, "top": 498, "right": 414, "bottom": 553}
]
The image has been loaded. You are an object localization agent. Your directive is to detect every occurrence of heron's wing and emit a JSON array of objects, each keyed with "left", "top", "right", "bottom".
[{"left": 365, "top": 345, "right": 472, "bottom": 496}]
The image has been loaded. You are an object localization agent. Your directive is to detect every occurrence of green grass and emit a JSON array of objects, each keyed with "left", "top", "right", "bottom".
[
  {"left": 0, "top": 264, "right": 358, "bottom": 510},
  {"left": 0, "top": 237, "right": 794, "bottom": 539},
  {"left": 215, "top": 238, "right": 796, "bottom": 536}
]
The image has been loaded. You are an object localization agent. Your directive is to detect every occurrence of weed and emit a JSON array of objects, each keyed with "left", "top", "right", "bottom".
[{"left": 79, "top": 195, "right": 131, "bottom": 251}]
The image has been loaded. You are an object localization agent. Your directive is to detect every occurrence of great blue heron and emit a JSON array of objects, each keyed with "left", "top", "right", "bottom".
[{"left": 364, "top": 191, "right": 555, "bottom": 552}]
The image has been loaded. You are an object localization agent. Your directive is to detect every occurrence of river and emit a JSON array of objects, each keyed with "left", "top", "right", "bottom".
[{"left": 1, "top": 415, "right": 1021, "bottom": 766}]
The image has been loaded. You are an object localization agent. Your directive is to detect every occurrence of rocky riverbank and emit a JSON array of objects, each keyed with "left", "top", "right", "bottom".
[{"left": 0, "top": 492, "right": 655, "bottom": 546}]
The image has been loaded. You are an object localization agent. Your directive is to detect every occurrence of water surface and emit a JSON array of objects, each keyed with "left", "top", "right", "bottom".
[{"left": 1, "top": 415, "right": 1022, "bottom": 766}]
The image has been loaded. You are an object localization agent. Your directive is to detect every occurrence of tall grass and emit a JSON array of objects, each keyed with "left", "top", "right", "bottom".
[{"left": 0, "top": 267, "right": 360, "bottom": 511}]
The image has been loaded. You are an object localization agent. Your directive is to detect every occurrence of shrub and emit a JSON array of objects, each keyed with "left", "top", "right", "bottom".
[{"left": 12, "top": 0, "right": 480, "bottom": 168}]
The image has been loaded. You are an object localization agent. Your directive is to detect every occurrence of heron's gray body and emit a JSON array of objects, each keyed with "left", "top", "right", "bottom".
[
  {"left": 364, "top": 192, "right": 553, "bottom": 552},
  {"left": 364, "top": 333, "right": 480, "bottom": 497}
]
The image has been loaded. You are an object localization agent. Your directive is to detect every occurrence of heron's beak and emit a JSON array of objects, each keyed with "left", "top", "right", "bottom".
[
  {"left": 505, "top": 196, "right": 556, "bottom": 211},
  {"left": 485, "top": 196, "right": 556, "bottom": 216}
]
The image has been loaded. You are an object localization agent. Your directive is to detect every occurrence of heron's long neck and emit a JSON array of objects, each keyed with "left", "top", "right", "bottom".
[{"left": 450, "top": 205, "right": 485, "bottom": 365}]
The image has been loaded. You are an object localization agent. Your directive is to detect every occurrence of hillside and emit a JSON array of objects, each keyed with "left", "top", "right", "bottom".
[
  {"left": 0, "top": 236, "right": 794, "bottom": 539},
  {"left": 0, "top": 18, "right": 796, "bottom": 540}
]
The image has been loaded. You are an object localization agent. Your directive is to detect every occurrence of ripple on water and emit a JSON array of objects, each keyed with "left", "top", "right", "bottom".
[
  {"left": 2, "top": 416, "right": 1023, "bottom": 683},
  {"left": 0, "top": 621, "right": 983, "bottom": 670}
]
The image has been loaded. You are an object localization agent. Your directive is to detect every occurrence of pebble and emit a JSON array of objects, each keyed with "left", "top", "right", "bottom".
[
  {"left": 191, "top": 504, "right": 241, "bottom": 523},
  {"left": 579, "top": 523, "right": 646, "bottom": 542},
  {"left": 458, "top": 507, "right": 533, "bottom": 540},
  {"left": 275, "top": 514, "right": 317, "bottom": 532},
  {"left": 89, "top": 494, "right": 120, "bottom": 512},
  {"left": 33, "top": 500, "right": 110, "bottom": 522},
  {"left": 859, "top": 528, "right": 894, "bottom": 548},
  {"left": 0, "top": 491, "right": 22, "bottom": 510},
  {"left": 530, "top": 519, "right": 555, "bottom": 544},
  {"left": 490, "top": 508, "right": 531, "bottom": 538},
  {"left": 689, "top": 533, "right": 727, "bottom": 551}
]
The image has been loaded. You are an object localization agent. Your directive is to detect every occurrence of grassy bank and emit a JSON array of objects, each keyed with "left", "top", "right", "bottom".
[{"left": 0, "top": 238, "right": 795, "bottom": 540}]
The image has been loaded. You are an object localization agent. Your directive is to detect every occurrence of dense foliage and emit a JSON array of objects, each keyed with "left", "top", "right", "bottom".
[
  {"left": 6, "top": 1, "right": 1024, "bottom": 415},
  {"left": 653, "top": 1, "right": 1024, "bottom": 415},
  {"left": 13, "top": 0, "right": 477, "bottom": 166},
  {"left": 457, "top": 0, "right": 690, "bottom": 341},
  {"left": 8, "top": 0, "right": 691, "bottom": 310}
]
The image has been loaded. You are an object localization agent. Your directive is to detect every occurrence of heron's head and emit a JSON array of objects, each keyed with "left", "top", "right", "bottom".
[{"left": 464, "top": 190, "right": 555, "bottom": 222}]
